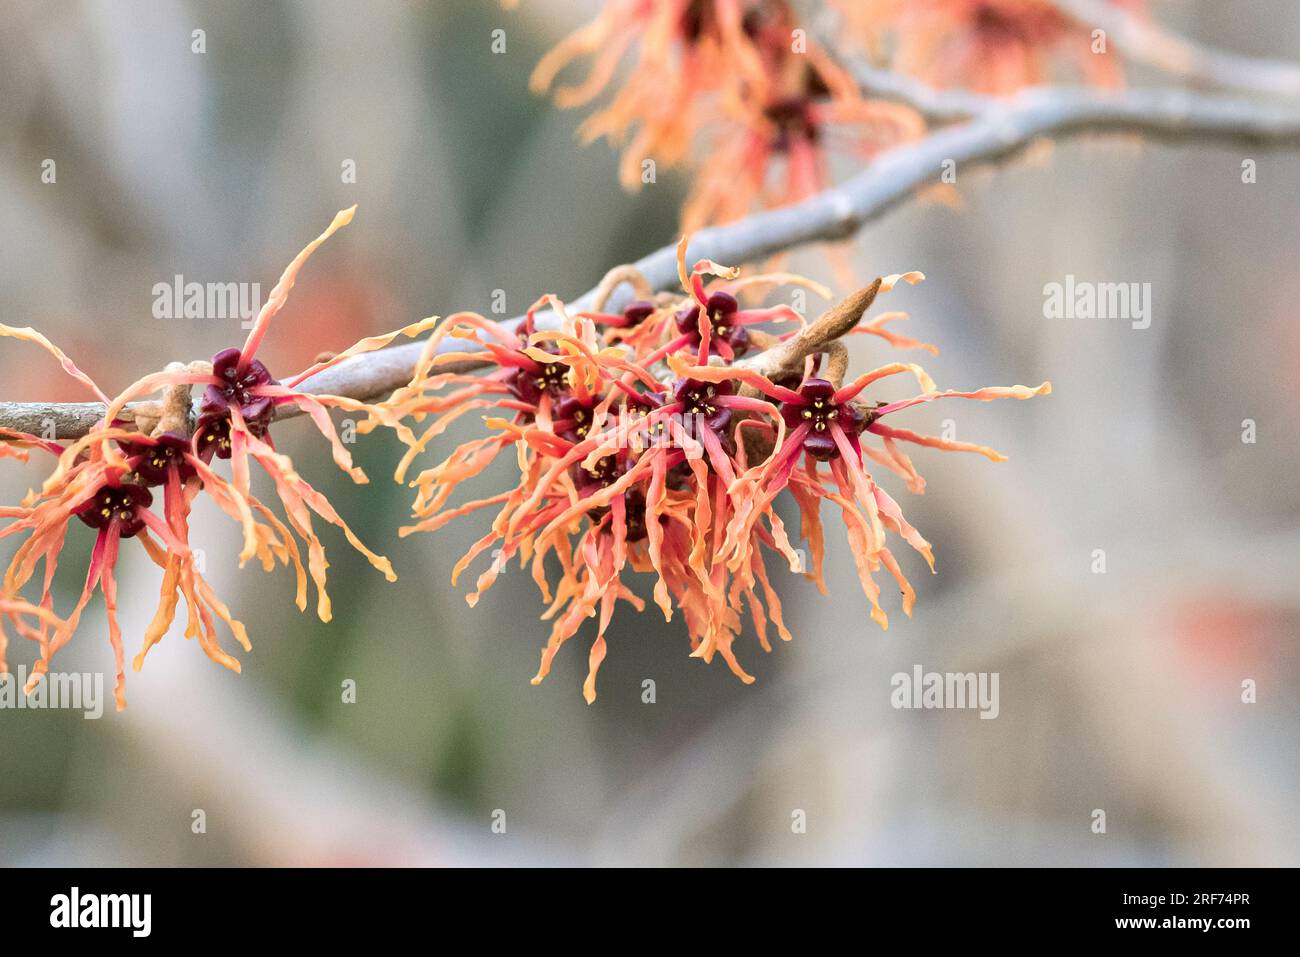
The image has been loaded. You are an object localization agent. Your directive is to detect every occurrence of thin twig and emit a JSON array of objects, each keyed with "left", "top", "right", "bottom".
[
  {"left": 1053, "top": 0, "right": 1300, "bottom": 99},
  {"left": 4, "top": 85, "right": 1300, "bottom": 439},
  {"left": 847, "top": 61, "right": 995, "bottom": 122}
]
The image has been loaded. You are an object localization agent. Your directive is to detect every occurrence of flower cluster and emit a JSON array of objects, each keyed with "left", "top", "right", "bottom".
[
  {"left": 380, "top": 239, "right": 1050, "bottom": 702},
  {"left": 528, "top": 0, "right": 923, "bottom": 229},
  {"left": 523, "top": 0, "right": 1145, "bottom": 230},
  {"left": 1, "top": 211, "right": 1051, "bottom": 709},
  {"left": 0, "top": 208, "right": 424, "bottom": 709},
  {"left": 836, "top": 0, "right": 1138, "bottom": 94}
]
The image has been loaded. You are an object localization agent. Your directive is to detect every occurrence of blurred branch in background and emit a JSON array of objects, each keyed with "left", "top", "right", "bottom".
[{"left": 1054, "top": 0, "right": 1300, "bottom": 96}]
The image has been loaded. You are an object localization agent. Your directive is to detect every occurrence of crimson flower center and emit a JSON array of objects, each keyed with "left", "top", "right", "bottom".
[
  {"left": 219, "top": 365, "right": 264, "bottom": 406},
  {"left": 93, "top": 489, "right": 139, "bottom": 524},
  {"left": 146, "top": 444, "right": 180, "bottom": 473},
  {"left": 799, "top": 395, "right": 838, "bottom": 434},
  {"left": 582, "top": 456, "right": 620, "bottom": 487},
  {"left": 201, "top": 417, "right": 234, "bottom": 455},
  {"left": 534, "top": 361, "right": 569, "bottom": 393},
  {"left": 569, "top": 405, "right": 590, "bottom": 438},
  {"left": 766, "top": 97, "right": 818, "bottom": 149},
  {"left": 681, "top": 386, "right": 720, "bottom": 417}
]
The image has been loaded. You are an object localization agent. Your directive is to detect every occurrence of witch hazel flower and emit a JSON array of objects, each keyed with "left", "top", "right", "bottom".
[
  {"left": 0, "top": 593, "right": 66, "bottom": 681},
  {"left": 529, "top": 1, "right": 924, "bottom": 231},
  {"left": 681, "top": 1, "right": 924, "bottom": 230},
  {"left": 98, "top": 209, "right": 425, "bottom": 622},
  {"left": 1, "top": 208, "right": 427, "bottom": 707},
  {"left": 529, "top": 0, "right": 771, "bottom": 190},
  {"left": 0, "top": 326, "right": 235, "bottom": 708}
]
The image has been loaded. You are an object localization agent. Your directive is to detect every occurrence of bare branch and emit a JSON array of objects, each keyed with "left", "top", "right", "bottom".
[
  {"left": 0, "top": 402, "right": 119, "bottom": 441},
  {"left": 847, "top": 61, "right": 995, "bottom": 122},
  {"left": 5, "top": 85, "right": 1300, "bottom": 440},
  {"left": 600, "top": 87, "right": 1300, "bottom": 304},
  {"left": 1054, "top": 0, "right": 1300, "bottom": 98}
]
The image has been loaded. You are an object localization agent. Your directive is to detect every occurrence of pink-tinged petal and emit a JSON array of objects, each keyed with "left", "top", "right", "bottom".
[
  {"left": 851, "top": 310, "right": 939, "bottom": 355},
  {"left": 732, "top": 305, "right": 804, "bottom": 326},
  {"left": 285, "top": 316, "right": 441, "bottom": 386},
  {"left": 138, "top": 507, "right": 188, "bottom": 554},
  {"left": 244, "top": 430, "right": 397, "bottom": 584},
  {"left": 257, "top": 385, "right": 368, "bottom": 484},
  {"left": 239, "top": 206, "right": 355, "bottom": 368},
  {"left": 97, "top": 527, "right": 128, "bottom": 710},
  {"left": 834, "top": 362, "right": 936, "bottom": 404},
  {"left": 644, "top": 454, "right": 674, "bottom": 621},
  {"left": 582, "top": 632, "right": 608, "bottom": 704},
  {"left": 229, "top": 408, "right": 254, "bottom": 499},
  {"left": 638, "top": 332, "right": 695, "bottom": 367},
  {"left": 0, "top": 323, "right": 111, "bottom": 404},
  {"left": 0, "top": 429, "right": 65, "bottom": 458},
  {"left": 878, "top": 547, "right": 916, "bottom": 618},
  {"left": 675, "top": 235, "right": 739, "bottom": 307},
  {"left": 873, "top": 485, "right": 935, "bottom": 572},
  {"left": 31, "top": 525, "right": 111, "bottom": 692},
  {"left": 868, "top": 422, "right": 1007, "bottom": 462},
  {"left": 666, "top": 353, "right": 802, "bottom": 403},
  {"left": 723, "top": 271, "right": 832, "bottom": 303},
  {"left": 713, "top": 394, "right": 780, "bottom": 416},
  {"left": 877, "top": 271, "right": 926, "bottom": 292},
  {"left": 185, "top": 453, "right": 259, "bottom": 564},
  {"left": 831, "top": 490, "right": 891, "bottom": 629},
  {"left": 697, "top": 422, "right": 737, "bottom": 485},
  {"left": 876, "top": 381, "right": 1052, "bottom": 417},
  {"left": 100, "top": 369, "right": 223, "bottom": 461},
  {"left": 828, "top": 429, "right": 886, "bottom": 550}
]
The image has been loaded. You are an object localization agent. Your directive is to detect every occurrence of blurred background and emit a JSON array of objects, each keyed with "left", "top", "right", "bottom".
[{"left": 1, "top": 0, "right": 1297, "bottom": 866}]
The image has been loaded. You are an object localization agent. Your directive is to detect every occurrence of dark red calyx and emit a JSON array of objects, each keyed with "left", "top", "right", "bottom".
[
  {"left": 75, "top": 482, "right": 152, "bottom": 538},
  {"left": 681, "top": 0, "right": 716, "bottom": 42},
  {"left": 974, "top": 4, "right": 1029, "bottom": 42},
  {"left": 622, "top": 300, "right": 655, "bottom": 326},
  {"left": 200, "top": 347, "right": 277, "bottom": 429},
  {"left": 765, "top": 97, "right": 819, "bottom": 150},
  {"left": 669, "top": 377, "right": 736, "bottom": 463},
  {"left": 675, "top": 291, "right": 749, "bottom": 357},
  {"left": 553, "top": 394, "right": 598, "bottom": 443},
  {"left": 573, "top": 454, "right": 625, "bottom": 497},
  {"left": 621, "top": 490, "right": 649, "bottom": 543},
  {"left": 194, "top": 413, "right": 267, "bottom": 461},
  {"left": 127, "top": 432, "right": 196, "bottom": 485},
  {"left": 672, "top": 378, "right": 734, "bottom": 435},
  {"left": 780, "top": 377, "right": 861, "bottom": 460},
  {"left": 573, "top": 459, "right": 650, "bottom": 543},
  {"left": 621, "top": 391, "right": 673, "bottom": 447},
  {"left": 622, "top": 389, "right": 664, "bottom": 415},
  {"left": 506, "top": 344, "right": 569, "bottom": 407}
]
